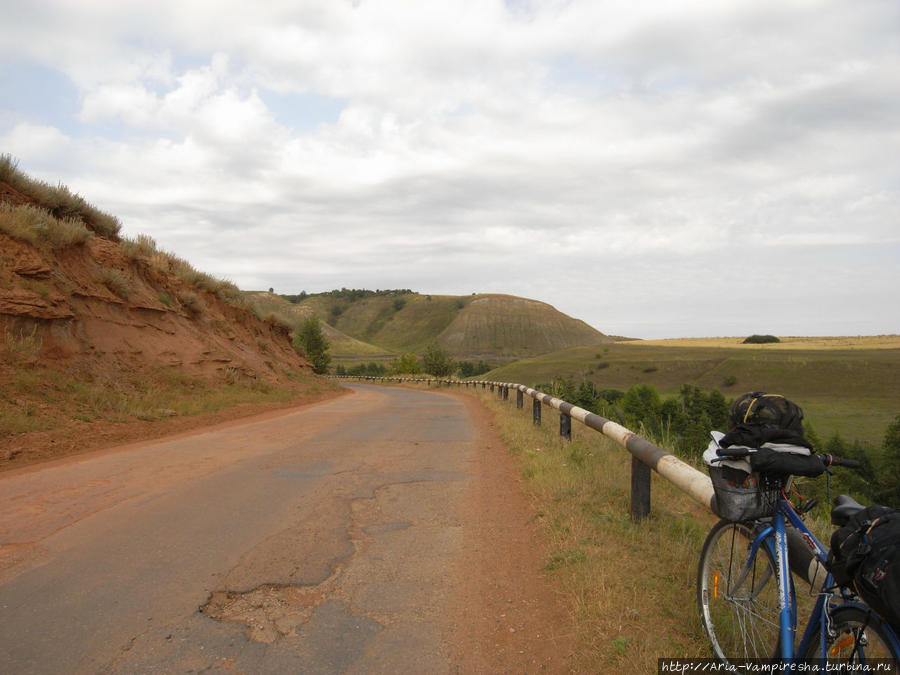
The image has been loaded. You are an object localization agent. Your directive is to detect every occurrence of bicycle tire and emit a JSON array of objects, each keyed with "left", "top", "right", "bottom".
[
  {"left": 803, "top": 605, "right": 899, "bottom": 671},
  {"left": 697, "top": 519, "right": 781, "bottom": 662}
]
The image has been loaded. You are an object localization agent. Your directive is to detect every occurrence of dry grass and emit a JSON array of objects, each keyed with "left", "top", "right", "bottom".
[
  {"left": 0, "top": 364, "right": 310, "bottom": 437},
  {"left": 99, "top": 267, "right": 132, "bottom": 299},
  {"left": 1, "top": 154, "right": 120, "bottom": 239},
  {"left": 0, "top": 202, "right": 92, "bottom": 248}
]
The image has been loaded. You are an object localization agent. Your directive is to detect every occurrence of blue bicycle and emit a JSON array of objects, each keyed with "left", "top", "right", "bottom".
[{"left": 697, "top": 449, "right": 900, "bottom": 668}]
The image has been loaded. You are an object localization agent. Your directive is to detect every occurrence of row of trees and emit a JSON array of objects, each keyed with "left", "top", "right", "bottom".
[
  {"left": 535, "top": 377, "right": 900, "bottom": 507},
  {"left": 332, "top": 345, "right": 493, "bottom": 380}
]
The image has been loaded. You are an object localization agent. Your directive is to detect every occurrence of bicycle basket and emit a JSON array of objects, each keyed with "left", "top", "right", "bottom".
[{"left": 709, "top": 464, "right": 785, "bottom": 522}]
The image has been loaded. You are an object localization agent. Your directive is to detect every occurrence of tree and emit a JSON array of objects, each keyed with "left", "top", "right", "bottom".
[
  {"left": 422, "top": 344, "right": 455, "bottom": 377},
  {"left": 392, "top": 353, "right": 422, "bottom": 375},
  {"left": 293, "top": 315, "right": 331, "bottom": 374}
]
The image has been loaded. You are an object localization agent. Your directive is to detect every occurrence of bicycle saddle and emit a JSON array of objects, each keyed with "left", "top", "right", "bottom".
[{"left": 831, "top": 494, "right": 865, "bottom": 526}]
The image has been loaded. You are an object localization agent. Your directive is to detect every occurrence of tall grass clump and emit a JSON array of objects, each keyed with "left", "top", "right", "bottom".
[
  {"left": 120, "top": 233, "right": 158, "bottom": 260},
  {"left": 0, "top": 203, "right": 92, "bottom": 248},
  {"left": 99, "top": 268, "right": 132, "bottom": 299},
  {"left": 1, "top": 154, "right": 121, "bottom": 239},
  {"left": 3, "top": 324, "right": 43, "bottom": 365}
]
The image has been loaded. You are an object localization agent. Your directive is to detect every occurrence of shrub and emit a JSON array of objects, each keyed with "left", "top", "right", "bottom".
[
  {"left": 293, "top": 315, "right": 331, "bottom": 374},
  {"left": 178, "top": 290, "right": 203, "bottom": 315},
  {"left": 392, "top": 352, "right": 423, "bottom": 375},
  {"left": 3, "top": 324, "right": 43, "bottom": 365},
  {"left": 99, "top": 268, "right": 132, "bottom": 298},
  {"left": 422, "top": 344, "right": 455, "bottom": 377},
  {"left": 120, "top": 234, "right": 158, "bottom": 260},
  {"left": 743, "top": 334, "right": 780, "bottom": 344}
]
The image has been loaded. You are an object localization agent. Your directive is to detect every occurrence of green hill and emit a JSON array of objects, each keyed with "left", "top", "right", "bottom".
[
  {"left": 246, "top": 290, "right": 612, "bottom": 366},
  {"left": 244, "top": 291, "right": 396, "bottom": 362},
  {"left": 298, "top": 291, "right": 609, "bottom": 362}
]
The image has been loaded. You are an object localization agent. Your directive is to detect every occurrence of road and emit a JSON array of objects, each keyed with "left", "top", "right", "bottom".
[{"left": 0, "top": 384, "right": 570, "bottom": 673}]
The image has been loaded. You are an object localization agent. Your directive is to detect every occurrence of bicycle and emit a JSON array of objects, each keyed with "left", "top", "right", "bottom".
[{"left": 696, "top": 446, "right": 900, "bottom": 669}]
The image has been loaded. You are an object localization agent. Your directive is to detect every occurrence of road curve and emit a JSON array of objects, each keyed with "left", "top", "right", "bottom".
[{"left": 0, "top": 384, "right": 570, "bottom": 673}]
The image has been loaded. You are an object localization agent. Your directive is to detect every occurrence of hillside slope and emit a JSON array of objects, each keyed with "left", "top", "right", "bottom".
[
  {"left": 244, "top": 290, "right": 396, "bottom": 361},
  {"left": 1, "top": 159, "right": 330, "bottom": 470},
  {"left": 278, "top": 291, "right": 611, "bottom": 363}
]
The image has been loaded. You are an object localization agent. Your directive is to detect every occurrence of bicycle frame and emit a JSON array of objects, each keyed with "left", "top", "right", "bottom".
[{"left": 746, "top": 493, "right": 900, "bottom": 662}]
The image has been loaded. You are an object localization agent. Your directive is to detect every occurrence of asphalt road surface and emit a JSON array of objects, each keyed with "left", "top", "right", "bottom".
[{"left": 0, "top": 384, "right": 570, "bottom": 673}]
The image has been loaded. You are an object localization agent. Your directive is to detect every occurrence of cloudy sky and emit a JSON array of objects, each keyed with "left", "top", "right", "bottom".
[{"left": 1, "top": 0, "right": 897, "bottom": 339}]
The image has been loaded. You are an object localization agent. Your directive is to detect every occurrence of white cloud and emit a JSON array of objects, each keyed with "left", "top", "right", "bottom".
[{"left": 1, "top": 0, "right": 898, "bottom": 338}]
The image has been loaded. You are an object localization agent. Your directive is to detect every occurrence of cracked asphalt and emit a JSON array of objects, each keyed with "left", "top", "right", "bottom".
[{"left": 0, "top": 384, "right": 571, "bottom": 674}]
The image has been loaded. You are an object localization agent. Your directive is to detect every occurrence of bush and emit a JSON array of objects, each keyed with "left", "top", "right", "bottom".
[
  {"left": 293, "top": 315, "right": 331, "bottom": 374},
  {"left": 457, "top": 360, "right": 493, "bottom": 378},
  {"left": 743, "top": 334, "right": 780, "bottom": 344},
  {"left": 422, "top": 344, "right": 455, "bottom": 377},
  {"left": 99, "top": 268, "right": 132, "bottom": 298},
  {"left": 392, "top": 352, "right": 423, "bottom": 375}
]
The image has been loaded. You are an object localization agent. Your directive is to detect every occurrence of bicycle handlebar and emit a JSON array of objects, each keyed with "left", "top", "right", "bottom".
[{"left": 818, "top": 454, "right": 862, "bottom": 469}]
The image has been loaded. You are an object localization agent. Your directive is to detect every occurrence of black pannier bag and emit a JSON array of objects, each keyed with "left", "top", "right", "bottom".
[{"left": 828, "top": 505, "right": 900, "bottom": 629}]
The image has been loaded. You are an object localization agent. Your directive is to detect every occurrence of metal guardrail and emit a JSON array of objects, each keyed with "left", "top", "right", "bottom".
[{"left": 335, "top": 375, "right": 717, "bottom": 522}]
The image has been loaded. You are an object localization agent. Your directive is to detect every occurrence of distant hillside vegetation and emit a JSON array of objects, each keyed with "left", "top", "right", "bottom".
[
  {"left": 254, "top": 289, "right": 611, "bottom": 364},
  {"left": 244, "top": 290, "right": 396, "bottom": 362}
]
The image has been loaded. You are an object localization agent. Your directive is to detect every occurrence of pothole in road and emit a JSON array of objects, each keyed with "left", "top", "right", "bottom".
[{"left": 200, "top": 583, "right": 327, "bottom": 644}]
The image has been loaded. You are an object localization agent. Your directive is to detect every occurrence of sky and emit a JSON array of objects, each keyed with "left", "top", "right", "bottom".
[{"left": 1, "top": 0, "right": 898, "bottom": 340}]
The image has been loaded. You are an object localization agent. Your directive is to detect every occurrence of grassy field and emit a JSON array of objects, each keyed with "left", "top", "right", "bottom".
[{"left": 484, "top": 336, "right": 900, "bottom": 447}]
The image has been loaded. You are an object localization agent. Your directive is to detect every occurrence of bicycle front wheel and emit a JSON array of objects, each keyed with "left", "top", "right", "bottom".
[
  {"left": 697, "top": 519, "right": 781, "bottom": 662},
  {"left": 804, "top": 605, "right": 899, "bottom": 671}
]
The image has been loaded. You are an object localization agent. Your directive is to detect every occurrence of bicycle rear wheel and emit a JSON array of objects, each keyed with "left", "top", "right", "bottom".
[
  {"left": 697, "top": 519, "right": 781, "bottom": 662},
  {"left": 804, "top": 605, "right": 899, "bottom": 671}
]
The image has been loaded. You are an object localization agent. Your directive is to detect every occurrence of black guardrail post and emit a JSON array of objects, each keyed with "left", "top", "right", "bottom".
[
  {"left": 503, "top": 386, "right": 509, "bottom": 400},
  {"left": 631, "top": 457, "right": 651, "bottom": 521},
  {"left": 533, "top": 398, "right": 541, "bottom": 425},
  {"left": 516, "top": 389, "right": 523, "bottom": 409},
  {"left": 559, "top": 412, "right": 571, "bottom": 441}
]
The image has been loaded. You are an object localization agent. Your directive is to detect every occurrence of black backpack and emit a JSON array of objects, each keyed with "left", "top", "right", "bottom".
[
  {"left": 720, "top": 391, "right": 813, "bottom": 452},
  {"left": 828, "top": 505, "right": 900, "bottom": 629},
  {"left": 728, "top": 391, "right": 805, "bottom": 433}
]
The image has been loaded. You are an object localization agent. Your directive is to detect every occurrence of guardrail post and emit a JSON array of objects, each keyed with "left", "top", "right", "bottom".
[
  {"left": 490, "top": 384, "right": 494, "bottom": 393},
  {"left": 516, "top": 389, "right": 523, "bottom": 409},
  {"left": 559, "top": 412, "right": 571, "bottom": 441},
  {"left": 503, "top": 386, "right": 509, "bottom": 400},
  {"left": 533, "top": 398, "right": 541, "bottom": 425},
  {"left": 630, "top": 457, "right": 651, "bottom": 521}
]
